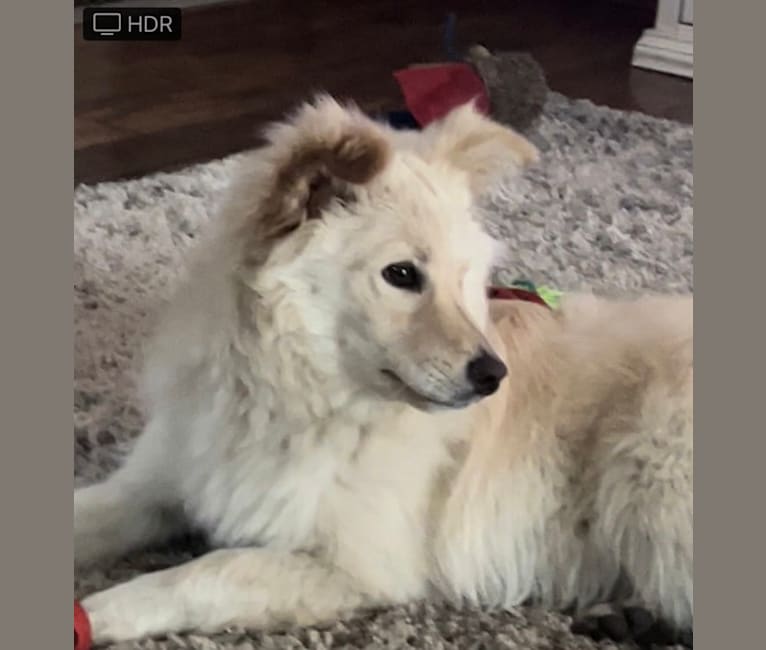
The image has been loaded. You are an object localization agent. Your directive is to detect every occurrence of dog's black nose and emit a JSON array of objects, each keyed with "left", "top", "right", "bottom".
[{"left": 466, "top": 350, "right": 507, "bottom": 396}]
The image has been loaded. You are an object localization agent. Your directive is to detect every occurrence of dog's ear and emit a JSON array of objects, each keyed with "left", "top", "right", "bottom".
[
  {"left": 423, "top": 101, "right": 538, "bottom": 196},
  {"left": 242, "top": 96, "right": 390, "bottom": 266}
]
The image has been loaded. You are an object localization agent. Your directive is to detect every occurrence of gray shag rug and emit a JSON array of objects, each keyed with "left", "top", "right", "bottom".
[{"left": 74, "top": 92, "right": 693, "bottom": 649}]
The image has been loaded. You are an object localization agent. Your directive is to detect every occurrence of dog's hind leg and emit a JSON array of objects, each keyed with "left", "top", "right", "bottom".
[
  {"left": 75, "top": 423, "right": 184, "bottom": 567},
  {"left": 580, "top": 394, "right": 693, "bottom": 646},
  {"left": 80, "top": 547, "right": 377, "bottom": 644}
]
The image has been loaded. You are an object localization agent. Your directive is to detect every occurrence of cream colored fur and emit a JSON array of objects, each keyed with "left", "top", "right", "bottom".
[{"left": 74, "top": 97, "right": 693, "bottom": 645}]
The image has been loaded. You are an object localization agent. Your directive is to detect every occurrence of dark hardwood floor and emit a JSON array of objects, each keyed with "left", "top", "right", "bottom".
[{"left": 74, "top": 0, "right": 692, "bottom": 185}]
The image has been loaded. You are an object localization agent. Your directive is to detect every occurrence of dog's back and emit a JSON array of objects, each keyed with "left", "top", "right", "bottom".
[{"left": 435, "top": 294, "right": 693, "bottom": 626}]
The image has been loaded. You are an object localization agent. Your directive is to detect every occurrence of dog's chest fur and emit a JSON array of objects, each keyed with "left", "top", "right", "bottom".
[
  {"left": 173, "top": 372, "right": 464, "bottom": 584},
  {"left": 182, "top": 412, "right": 361, "bottom": 549}
]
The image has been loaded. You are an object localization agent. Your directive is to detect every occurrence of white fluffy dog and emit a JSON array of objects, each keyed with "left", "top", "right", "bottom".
[{"left": 74, "top": 97, "right": 693, "bottom": 646}]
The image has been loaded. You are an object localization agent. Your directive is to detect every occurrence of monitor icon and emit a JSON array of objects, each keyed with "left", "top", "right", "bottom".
[{"left": 92, "top": 12, "right": 122, "bottom": 37}]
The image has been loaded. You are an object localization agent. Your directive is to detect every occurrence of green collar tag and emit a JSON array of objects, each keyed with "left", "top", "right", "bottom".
[{"left": 510, "top": 279, "right": 563, "bottom": 309}]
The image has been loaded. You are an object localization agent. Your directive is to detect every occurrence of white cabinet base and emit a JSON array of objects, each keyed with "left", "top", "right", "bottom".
[
  {"left": 632, "top": 0, "right": 694, "bottom": 79},
  {"left": 633, "top": 25, "right": 693, "bottom": 78}
]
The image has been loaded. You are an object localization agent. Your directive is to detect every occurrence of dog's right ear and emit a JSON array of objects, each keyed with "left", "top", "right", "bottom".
[{"left": 240, "top": 95, "right": 390, "bottom": 267}]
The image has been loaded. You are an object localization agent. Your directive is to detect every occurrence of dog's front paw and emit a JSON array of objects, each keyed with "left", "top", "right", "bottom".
[
  {"left": 81, "top": 579, "right": 176, "bottom": 644},
  {"left": 81, "top": 593, "right": 144, "bottom": 644}
]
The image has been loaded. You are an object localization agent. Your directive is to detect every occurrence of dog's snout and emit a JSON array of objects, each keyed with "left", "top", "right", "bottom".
[{"left": 466, "top": 350, "right": 507, "bottom": 396}]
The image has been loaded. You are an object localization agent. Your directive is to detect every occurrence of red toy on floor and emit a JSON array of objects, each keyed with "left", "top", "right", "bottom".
[{"left": 393, "top": 62, "right": 490, "bottom": 127}]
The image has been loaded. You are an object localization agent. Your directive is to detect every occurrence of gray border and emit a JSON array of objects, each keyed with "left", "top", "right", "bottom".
[
  {"left": 0, "top": 1, "right": 73, "bottom": 648},
  {"left": 696, "top": 1, "right": 760, "bottom": 649}
]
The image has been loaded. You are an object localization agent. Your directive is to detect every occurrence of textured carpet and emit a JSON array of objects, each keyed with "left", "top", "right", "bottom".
[{"left": 74, "top": 92, "right": 693, "bottom": 649}]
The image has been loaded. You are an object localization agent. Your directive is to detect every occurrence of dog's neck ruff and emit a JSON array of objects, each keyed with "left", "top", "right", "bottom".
[{"left": 488, "top": 279, "right": 562, "bottom": 309}]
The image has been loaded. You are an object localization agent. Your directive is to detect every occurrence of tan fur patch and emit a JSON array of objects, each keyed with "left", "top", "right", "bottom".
[{"left": 425, "top": 102, "right": 539, "bottom": 196}]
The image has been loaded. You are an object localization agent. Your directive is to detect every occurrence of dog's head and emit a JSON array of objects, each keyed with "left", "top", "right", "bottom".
[{"left": 231, "top": 96, "right": 538, "bottom": 410}]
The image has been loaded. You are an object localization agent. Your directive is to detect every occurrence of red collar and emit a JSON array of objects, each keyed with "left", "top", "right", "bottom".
[{"left": 487, "top": 286, "right": 550, "bottom": 309}]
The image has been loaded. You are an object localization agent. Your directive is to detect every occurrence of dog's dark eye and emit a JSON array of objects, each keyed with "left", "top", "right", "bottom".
[{"left": 382, "top": 262, "right": 423, "bottom": 292}]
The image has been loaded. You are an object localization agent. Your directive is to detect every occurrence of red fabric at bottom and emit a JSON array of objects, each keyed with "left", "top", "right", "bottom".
[{"left": 74, "top": 601, "right": 91, "bottom": 650}]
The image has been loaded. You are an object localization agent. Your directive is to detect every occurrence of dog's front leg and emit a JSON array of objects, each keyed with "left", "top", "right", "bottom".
[
  {"left": 81, "top": 547, "right": 375, "bottom": 644},
  {"left": 75, "top": 421, "right": 185, "bottom": 568}
]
